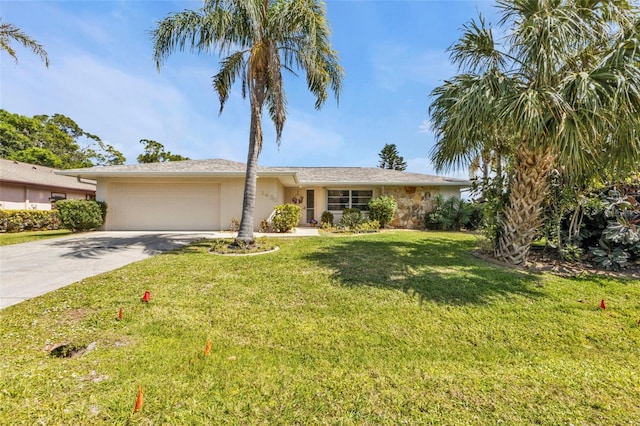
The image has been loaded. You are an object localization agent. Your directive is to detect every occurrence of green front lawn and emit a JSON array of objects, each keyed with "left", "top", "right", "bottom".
[
  {"left": 0, "top": 229, "right": 73, "bottom": 246},
  {"left": 1, "top": 231, "right": 638, "bottom": 424}
]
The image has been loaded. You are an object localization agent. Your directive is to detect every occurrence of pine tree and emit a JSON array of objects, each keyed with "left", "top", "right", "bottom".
[{"left": 378, "top": 143, "right": 407, "bottom": 171}]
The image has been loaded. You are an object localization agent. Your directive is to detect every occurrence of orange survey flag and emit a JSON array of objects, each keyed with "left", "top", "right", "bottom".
[
  {"left": 141, "top": 291, "right": 151, "bottom": 303},
  {"left": 204, "top": 339, "right": 212, "bottom": 356},
  {"left": 133, "top": 386, "right": 143, "bottom": 413},
  {"left": 600, "top": 299, "right": 606, "bottom": 310},
  {"left": 117, "top": 308, "right": 123, "bottom": 320}
]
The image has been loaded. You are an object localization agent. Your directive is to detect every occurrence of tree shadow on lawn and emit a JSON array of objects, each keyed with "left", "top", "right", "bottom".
[
  {"left": 48, "top": 233, "right": 205, "bottom": 259},
  {"left": 306, "top": 235, "right": 543, "bottom": 305}
]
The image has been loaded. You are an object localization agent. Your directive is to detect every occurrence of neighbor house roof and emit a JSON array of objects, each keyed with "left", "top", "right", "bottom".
[
  {"left": 57, "top": 158, "right": 470, "bottom": 187},
  {"left": 0, "top": 158, "right": 96, "bottom": 192}
]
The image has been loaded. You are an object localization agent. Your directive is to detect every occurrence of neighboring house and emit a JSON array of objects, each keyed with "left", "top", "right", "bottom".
[
  {"left": 0, "top": 158, "right": 96, "bottom": 210},
  {"left": 57, "top": 158, "right": 469, "bottom": 231}
]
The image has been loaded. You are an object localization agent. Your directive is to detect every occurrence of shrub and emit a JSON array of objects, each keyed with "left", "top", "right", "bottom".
[
  {"left": 56, "top": 199, "right": 104, "bottom": 232},
  {"left": 271, "top": 204, "right": 301, "bottom": 233},
  {"left": 425, "top": 195, "right": 480, "bottom": 231},
  {"left": 368, "top": 196, "right": 398, "bottom": 227},
  {"left": 229, "top": 217, "right": 240, "bottom": 232},
  {"left": 0, "top": 209, "right": 61, "bottom": 232},
  {"left": 259, "top": 219, "right": 271, "bottom": 233},
  {"left": 339, "top": 208, "right": 363, "bottom": 229},
  {"left": 321, "top": 211, "right": 334, "bottom": 226}
]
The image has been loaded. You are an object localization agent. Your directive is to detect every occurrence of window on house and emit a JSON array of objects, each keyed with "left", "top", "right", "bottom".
[
  {"left": 50, "top": 192, "right": 66, "bottom": 202},
  {"left": 327, "top": 190, "right": 373, "bottom": 211}
]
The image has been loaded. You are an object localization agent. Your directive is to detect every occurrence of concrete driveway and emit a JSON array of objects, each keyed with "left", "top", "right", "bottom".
[{"left": 0, "top": 231, "right": 214, "bottom": 309}]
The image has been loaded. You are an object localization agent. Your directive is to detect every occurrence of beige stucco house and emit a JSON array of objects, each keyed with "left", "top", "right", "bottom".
[
  {"left": 0, "top": 158, "right": 96, "bottom": 210},
  {"left": 58, "top": 158, "right": 469, "bottom": 231}
]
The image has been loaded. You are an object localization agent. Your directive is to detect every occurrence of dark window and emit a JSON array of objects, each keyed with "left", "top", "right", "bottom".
[{"left": 327, "top": 189, "right": 373, "bottom": 211}]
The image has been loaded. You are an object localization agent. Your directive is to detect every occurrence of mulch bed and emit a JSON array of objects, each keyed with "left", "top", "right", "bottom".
[{"left": 473, "top": 249, "right": 640, "bottom": 280}]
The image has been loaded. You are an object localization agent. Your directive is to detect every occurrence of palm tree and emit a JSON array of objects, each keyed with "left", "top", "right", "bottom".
[
  {"left": 152, "top": 0, "right": 343, "bottom": 244},
  {"left": 429, "top": 0, "right": 640, "bottom": 265},
  {"left": 0, "top": 18, "right": 49, "bottom": 67}
]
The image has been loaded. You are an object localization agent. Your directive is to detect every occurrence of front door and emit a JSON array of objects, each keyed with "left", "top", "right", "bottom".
[{"left": 306, "top": 189, "right": 315, "bottom": 224}]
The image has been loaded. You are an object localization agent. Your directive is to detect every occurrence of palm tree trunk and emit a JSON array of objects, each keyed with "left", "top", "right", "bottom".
[
  {"left": 236, "top": 79, "right": 266, "bottom": 246},
  {"left": 495, "top": 145, "right": 553, "bottom": 265}
]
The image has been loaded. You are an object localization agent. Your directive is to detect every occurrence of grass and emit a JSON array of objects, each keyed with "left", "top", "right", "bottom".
[
  {"left": 0, "top": 231, "right": 638, "bottom": 424},
  {"left": 0, "top": 229, "right": 73, "bottom": 246}
]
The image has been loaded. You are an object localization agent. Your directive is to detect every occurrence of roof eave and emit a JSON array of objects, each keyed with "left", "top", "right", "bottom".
[
  {"left": 56, "top": 170, "right": 299, "bottom": 184},
  {"left": 297, "top": 181, "right": 471, "bottom": 187}
]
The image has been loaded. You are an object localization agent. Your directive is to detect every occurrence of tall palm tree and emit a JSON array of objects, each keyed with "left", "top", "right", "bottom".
[
  {"left": 152, "top": 0, "right": 343, "bottom": 244},
  {"left": 0, "top": 18, "right": 49, "bottom": 67},
  {"left": 429, "top": 0, "right": 640, "bottom": 265}
]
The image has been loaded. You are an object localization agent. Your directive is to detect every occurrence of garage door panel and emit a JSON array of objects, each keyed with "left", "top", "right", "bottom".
[{"left": 108, "top": 183, "right": 220, "bottom": 231}]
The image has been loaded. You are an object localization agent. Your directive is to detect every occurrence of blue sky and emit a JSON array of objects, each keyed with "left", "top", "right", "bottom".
[{"left": 1, "top": 0, "right": 497, "bottom": 176}]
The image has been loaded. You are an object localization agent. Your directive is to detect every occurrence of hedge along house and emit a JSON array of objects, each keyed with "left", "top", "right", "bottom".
[
  {"left": 58, "top": 158, "right": 469, "bottom": 231},
  {"left": 0, "top": 158, "right": 96, "bottom": 211}
]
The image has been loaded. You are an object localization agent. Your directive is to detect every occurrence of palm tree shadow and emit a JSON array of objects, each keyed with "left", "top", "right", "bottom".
[{"left": 305, "top": 235, "right": 543, "bottom": 305}]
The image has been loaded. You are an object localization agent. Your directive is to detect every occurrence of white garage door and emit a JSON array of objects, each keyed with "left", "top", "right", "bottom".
[{"left": 108, "top": 183, "right": 221, "bottom": 231}]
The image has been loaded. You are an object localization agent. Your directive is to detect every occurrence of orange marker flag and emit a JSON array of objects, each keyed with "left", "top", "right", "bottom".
[
  {"left": 117, "top": 308, "right": 123, "bottom": 321},
  {"left": 133, "top": 386, "right": 143, "bottom": 413},
  {"left": 204, "top": 339, "right": 212, "bottom": 356},
  {"left": 141, "top": 291, "right": 151, "bottom": 303},
  {"left": 600, "top": 299, "right": 606, "bottom": 310}
]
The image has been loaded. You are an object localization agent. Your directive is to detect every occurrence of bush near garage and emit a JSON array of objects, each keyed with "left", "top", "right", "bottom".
[
  {"left": 55, "top": 199, "right": 105, "bottom": 232},
  {"left": 0, "top": 209, "right": 61, "bottom": 233}
]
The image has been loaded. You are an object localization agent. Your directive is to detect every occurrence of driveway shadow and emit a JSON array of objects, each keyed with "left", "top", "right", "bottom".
[
  {"left": 305, "top": 235, "right": 543, "bottom": 306},
  {"left": 48, "top": 233, "right": 207, "bottom": 259}
]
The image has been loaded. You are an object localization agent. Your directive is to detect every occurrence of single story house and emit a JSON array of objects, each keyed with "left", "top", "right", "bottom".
[
  {"left": 58, "top": 158, "right": 469, "bottom": 231},
  {"left": 0, "top": 158, "right": 96, "bottom": 210}
]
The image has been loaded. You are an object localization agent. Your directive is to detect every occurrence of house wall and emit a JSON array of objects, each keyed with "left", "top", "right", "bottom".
[
  {"left": 383, "top": 185, "right": 462, "bottom": 229},
  {"left": 0, "top": 182, "right": 92, "bottom": 210}
]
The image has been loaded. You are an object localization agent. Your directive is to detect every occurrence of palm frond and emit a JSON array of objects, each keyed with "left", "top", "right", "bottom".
[
  {"left": 212, "top": 50, "right": 248, "bottom": 114},
  {"left": 449, "top": 15, "right": 506, "bottom": 74},
  {"left": 0, "top": 19, "right": 49, "bottom": 67}
]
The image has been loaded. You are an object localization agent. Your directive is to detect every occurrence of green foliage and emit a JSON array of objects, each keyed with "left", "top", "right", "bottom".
[
  {"left": 137, "top": 139, "right": 190, "bottom": 163},
  {"left": 368, "top": 195, "right": 398, "bottom": 227},
  {"left": 338, "top": 208, "right": 363, "bottom": 229},
  {"left": 320, "top": 211, "right": 334, "bottom": 226},
  {"left": 553, "top": 180, "right": 640, "bottom": 270},
  {"left": 335, "top": 208, "right": 380, "bottom": 233},
  {"left": 95, "top": 201, "right": 108, "bottom": 223},
  {"left": 55, "top": 200, "right": 104, "bottom": 232},
  {"left": 0, "top": 209, "right": 60, "bottom": 232},
  {"left": 0, "top": 109, "right": 125, "bottom": 169},
  {"left": 271, "top": 204, "right": 301, "bottom": 233},
  {"left": 8, "top": 147, "right": 63, "bottom": 168},
  {"left": 378, "top": 143, "right": 407, "bottom": 171},
  {"left": 425, "top": 194, "right": 481, "bottom": 231}
]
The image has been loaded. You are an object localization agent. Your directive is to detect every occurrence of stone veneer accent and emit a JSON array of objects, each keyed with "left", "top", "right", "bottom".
[{"left": 386, "top": 186, "right": 437, "bottom": 229}]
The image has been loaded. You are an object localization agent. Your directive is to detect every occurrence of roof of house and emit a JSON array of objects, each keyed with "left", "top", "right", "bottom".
[
  {"left": 57, "top": 158, "right": 470, "bottom": 187},
  {"left": 0, "top": 158, "right": 96, "bottom": 192}
]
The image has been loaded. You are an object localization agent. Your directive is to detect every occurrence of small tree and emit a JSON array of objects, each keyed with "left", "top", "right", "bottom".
[
  {"left": 368, "top": 195, "right": 397, "bottom": 227},
  {"left": 378, "top": 143, "right": 407, "bottom": 171}
]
